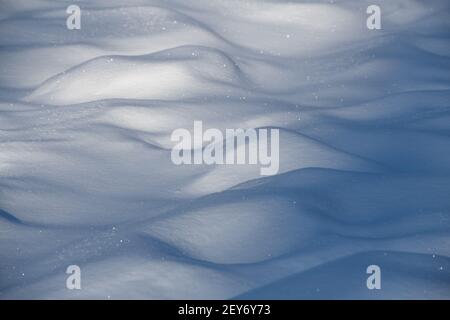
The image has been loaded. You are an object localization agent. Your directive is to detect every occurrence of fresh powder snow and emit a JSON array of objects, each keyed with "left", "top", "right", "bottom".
[{"left": 0, "top": 0, "right": 449, "bottom": 299}]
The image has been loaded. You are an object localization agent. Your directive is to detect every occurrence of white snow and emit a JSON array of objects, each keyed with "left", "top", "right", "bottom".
[{"left": 0, "top": 0, "right": 449, "bottom": 299}]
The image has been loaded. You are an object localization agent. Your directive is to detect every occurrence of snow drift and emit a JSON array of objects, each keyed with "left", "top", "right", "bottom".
[{"left": 0, "top": 0, "right": 449, "bottom": 299}]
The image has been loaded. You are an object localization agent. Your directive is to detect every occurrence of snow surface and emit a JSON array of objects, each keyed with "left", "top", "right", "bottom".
[{"left": 0, "top": 0, "right": 449, "bottom": 299}]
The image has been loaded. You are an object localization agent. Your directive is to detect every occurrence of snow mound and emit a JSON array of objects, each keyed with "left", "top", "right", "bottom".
[{"left": 25, "top": 46, "right": 247, "bottom": 105}]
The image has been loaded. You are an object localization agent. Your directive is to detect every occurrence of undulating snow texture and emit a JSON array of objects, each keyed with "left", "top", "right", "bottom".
[{"left": 0, "top": 0, "right": 449, "bottom": 299}]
